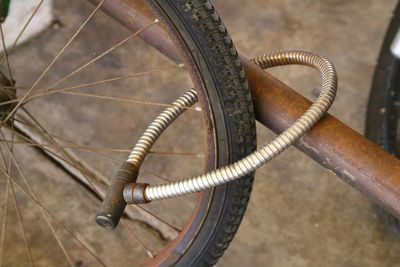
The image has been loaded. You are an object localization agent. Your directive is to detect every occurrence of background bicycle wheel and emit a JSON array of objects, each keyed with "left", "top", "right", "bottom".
[{"left": 5, "top": 0, "right": 400, "bottom": 266}]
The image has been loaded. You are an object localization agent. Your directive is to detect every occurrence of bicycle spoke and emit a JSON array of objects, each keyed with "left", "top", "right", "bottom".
[
  {"left": 0, "top": 0, "right": 45, "bottom": 67},
  {"left": 11, "top": 110, "right": 189, "bottom": 235},
  {"left": 0, "top": 165, "right": 107, "bottom": 267},
  {"left": 21, "top": 70, "right": 167, "bottom": 106},
  {"left": 43, "top": 20, "right": 159, "bottom": 92},
  {"left": 11, "top": 116, "right": 201, "bottom": 188},
  {"left": 0, "top": 140, "right": 105, "bottom": 265},
  {"left": 12, "top": 112, "right": 191, "bottom": 234},
  {"left": 22, "top": 109, "right": 104, "bottom": 194},
  {"left": 54, "top": 91, "right": 199, "bottom": 111},
  {"left": 0, "top": 132, "right": 11, "bottom": 267},
  {"left": 0, "top": 138, "right": 129, "bottom": 154},
  {"left": 7, "top": 117, "right": 14, "bottom": 174},
  {"left": 3, "top": 123, "right": 120, "bottom": 198},
  {"left": 17, "top": 108, "right": 179, "bottom": 239},
  {"left": 0, "top": 144, "right": 34, "bottom": 267},
  {"left": 9, "top": 182, "right": 35, "bottom": 267},
  {"left": 0, "top": 24, "right": 14, "bottom": 86},
  {"left": 0, "top": 130, "right": 74, "bottom": 267},
  {"left": 0, "top": 131, "right": 185, "bottom": 187},
  {"left": 2, "top": 0, "right": 107, "bottom": 124},
  {"left": 40, "top": 213, "right": 74, "bottom": 267},
  {"left": 7, "top": 118, "right": 125, "bottom": 165},
  {"left": 121, "top": 219, "right": 154, "bottom": 258},
  {"left": 0, "top": 138, "right": 202, "bottom": 159},
  {"left": 5, "top": 127, "right": 180, "bottom": 232},
  {"left": 0, "top": 139, "right": 8, "bottom": 170},
  {"left": 135, "top": 206, "right": 181, "bottom": 233},
  {"left": 0, "top": 144, "right": 176, "bottom": 260},
  {"left": 15, "top": 118, "right": 202, "bottom": 182},
  {"left": 0, "top": 179, "right": 9, "bottom": 267},
  {"left": 3, "top": 123, "right": 110, "bottom": 182},
  {"left": 13, "top": 112, "right": 203, "bottom": 161},
  {"left": 0, "top": 0, "right": 208, "bottom": 264},
  {"left": 3, "top": 127, "right": 202, "bottom": 158},
  {"left": 0, "top": 70, "right": 188, "bottom": 109},
  {"left": 16, "top": 108, "right": 118, "bottom": 186}
]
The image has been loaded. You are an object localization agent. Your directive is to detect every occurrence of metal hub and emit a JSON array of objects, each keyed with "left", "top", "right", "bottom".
[{"left": 0, "top": 71, "right": 15, "bottom": 121}]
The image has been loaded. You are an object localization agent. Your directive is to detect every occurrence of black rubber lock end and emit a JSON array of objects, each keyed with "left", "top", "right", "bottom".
[{"left": 95, "top": 162, "right": 139, "bottom": 229}]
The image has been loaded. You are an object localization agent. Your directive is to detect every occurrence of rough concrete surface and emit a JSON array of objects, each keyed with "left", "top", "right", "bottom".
[{"left": 0, "top": 0, "right": 399, "bottom": 266}]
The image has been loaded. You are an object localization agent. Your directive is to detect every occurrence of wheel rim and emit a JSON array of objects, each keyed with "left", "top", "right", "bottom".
[{"left": 0, "top": 0, "right": 226, "bottom": 266}]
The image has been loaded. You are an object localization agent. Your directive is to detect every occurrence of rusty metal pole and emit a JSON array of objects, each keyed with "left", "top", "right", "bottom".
[
  {"left": 243, "top": 57, "right": 400, "bottom": 218},
  {"left": 91, "top": 0, "right": 400, "bottom": 218}
]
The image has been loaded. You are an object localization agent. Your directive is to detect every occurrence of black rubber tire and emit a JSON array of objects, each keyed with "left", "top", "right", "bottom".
[
  {"left": 148, "top": 0, "right": 257, "bottom": 266},
  {"left": 365, "top": 2, "right": 400, "bottom": 234}
]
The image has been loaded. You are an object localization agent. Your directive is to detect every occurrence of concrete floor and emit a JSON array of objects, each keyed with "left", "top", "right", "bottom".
[
  {"left": 218, "top": 1, "right": 400, "bottom": 266},
  {"left": 1, "top": 0, "right": 399, "bottom": 266}
]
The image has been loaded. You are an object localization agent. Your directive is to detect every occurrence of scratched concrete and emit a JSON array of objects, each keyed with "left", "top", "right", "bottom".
[{"left": 0, "top": 0, "right": 399, "bottom": 266}]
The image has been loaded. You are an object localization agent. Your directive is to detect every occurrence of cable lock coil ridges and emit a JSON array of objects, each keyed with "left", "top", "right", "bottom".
[{"left": 123, "top": 49, "right": 337, "bottom": 203}]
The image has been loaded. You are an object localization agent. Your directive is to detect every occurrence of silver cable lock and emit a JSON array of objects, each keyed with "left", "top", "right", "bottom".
[{"left": 96, "top": 49, "right": 337, "bottom": 229}]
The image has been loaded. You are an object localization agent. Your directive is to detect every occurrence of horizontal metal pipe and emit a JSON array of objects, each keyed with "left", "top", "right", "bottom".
[
  {"left": 243, "top": 57, "right": 400, "bottom": 218},
  {"left": 94, "top": 0, "right": 400, "bottom": 218}
]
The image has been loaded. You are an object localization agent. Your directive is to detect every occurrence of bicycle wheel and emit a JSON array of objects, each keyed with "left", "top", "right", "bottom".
[
  {"left": 365, "top": 2, "right": 400, "bottom": 233},
  {"left": 0, "top": 0, "right": 256, "bottom": 266}
]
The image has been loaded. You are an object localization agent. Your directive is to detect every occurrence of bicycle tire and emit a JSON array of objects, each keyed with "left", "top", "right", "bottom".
[
  {"left": 365, "top": 1, "right": 400, "bottom": 234},
  {"left": 144, "top": 0, "right": 257, "bottom": 266},
  {"left": 0, "top": 0, "right": 256, "bottom": 265}
]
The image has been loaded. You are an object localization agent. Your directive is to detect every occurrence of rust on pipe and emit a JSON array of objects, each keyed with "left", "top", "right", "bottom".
[
  {"left": 243, "top": 57, "right": 400, "bottom": 218},
  {"left": 94, "top": 0, "right": 400, "bottom": 218}
]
